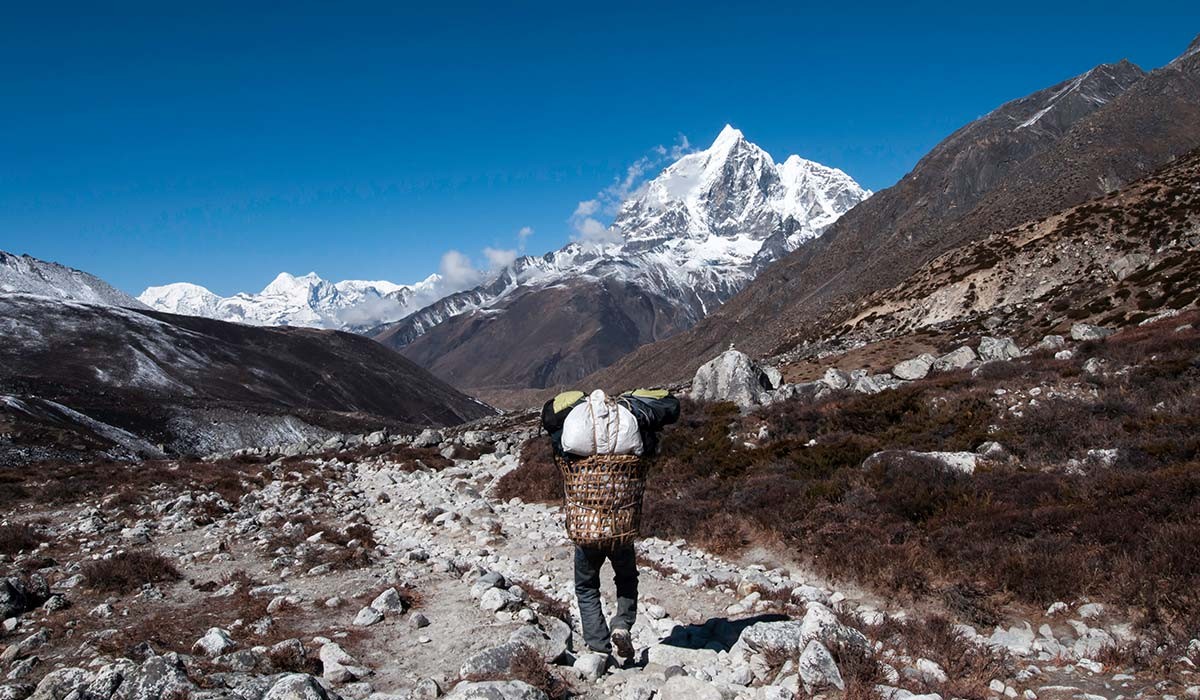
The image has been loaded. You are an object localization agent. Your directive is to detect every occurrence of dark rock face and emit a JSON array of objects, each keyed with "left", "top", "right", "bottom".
[
  {"left": 0, "top": 294, "right": 494, "bottom": 459},
  {"left": 592, "top": 36, "right": 1200, "bottom": 389}
]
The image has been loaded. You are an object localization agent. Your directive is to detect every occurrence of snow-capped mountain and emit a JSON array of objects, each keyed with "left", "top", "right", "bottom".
[
  {"left": 377, "top": 126, "right": 870, "bottom": 346},
  {"left": 1, "top": 250, "right": 148, "bottom": 308},
  {"left": 139, "top": 271, "right": 442, "bottom": 330},
  {"left": 374, "top": 126, "right": 870, "bottom": 394}
]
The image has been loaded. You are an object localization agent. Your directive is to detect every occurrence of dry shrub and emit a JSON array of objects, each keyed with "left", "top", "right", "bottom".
[
  {"left": 81, "top": 550, "right": 181, "bottom": 593},
  {"left": 0, "top": 523, "right": 45, "bottom": 555},
  {"left": 867, "top": 615, "right": 1010, "bottom": 700},
  {"left": 647, "top": 321, "right": 1199, "bottom": 637},
  {"left": 520, "top": 582, "right": 571, "bottom": 623},
  {"left": 493, "top": 437, "right": 562, "bottom": 504},
  {"left": 461, "top": 644, "right": 569, "bottom": 700}
]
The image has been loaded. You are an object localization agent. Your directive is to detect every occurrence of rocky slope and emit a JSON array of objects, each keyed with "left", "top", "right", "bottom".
[
  {"left": 826, "top": 147, "right": 1200, "bottom": 351},
  {"left": 0, "top": 293, "right": 493, "bottom": 462},
  {"left": 591, "top": 36, "right": 1200, "bottom": 390},
  {"left": 374, "top": 127, "right": 869, "bottom": 400},
  {"left": 0, "top": 250, "right": 147, "bottom": 308}
]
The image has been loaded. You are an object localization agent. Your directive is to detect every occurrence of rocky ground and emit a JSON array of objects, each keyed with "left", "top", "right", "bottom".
[{"left": 3, "top": 318, "right": 1199, "bottom": 700}]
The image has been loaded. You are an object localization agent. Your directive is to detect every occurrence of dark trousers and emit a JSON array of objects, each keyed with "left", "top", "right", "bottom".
[{"left": 574, "top": 543, "right": 639, "bottom": 653}]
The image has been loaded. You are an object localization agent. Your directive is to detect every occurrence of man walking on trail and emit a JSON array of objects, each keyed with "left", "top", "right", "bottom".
[{"left": 541, "top": 388, "right": 679, "bottom": 661}]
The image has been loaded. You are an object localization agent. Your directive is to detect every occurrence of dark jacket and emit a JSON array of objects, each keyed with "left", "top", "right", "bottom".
[{"left": 541, "top": 389, "right": 680, "bottom": 459}]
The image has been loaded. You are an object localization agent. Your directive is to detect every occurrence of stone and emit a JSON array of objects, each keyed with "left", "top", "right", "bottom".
[
  {"left": 976, "top": 441, "right": 1010, "bottom": 461},
  {"left": 798, "top": 640, "right": 844, "bottom": 692},
  {"left": 370, "top": 587, "right": 405, "bottom": 614},
  {"left": 508, "top": 624, "right": 568, "bottom": 662},
  {"left": 192, "top": 628, "right": 237, "bottom": 657},
  {"left": 261, "top": 674, "right": 334, "bottom": 700},
  {"left": 353, "top": 606, "right": 384, "bottom": 627},
  {"left": 820, "top": 368, "right": 850, "bottom": 390},
  {"left": 111, "top": 654, "right": 194, "bottom": 700},
  {"left": 1071, "top": 323, "right": 1114, "bottom": 341},
  {"left": 691, "top": 350, "right": 775, "bottom": 410},
  {"left": 365, "top": 430, "right": 388, "bottom": 447},
  {"left": 1083, "top": 357, "right": 1105, "bottom": 375},
  {"left": 410, "top": 612, "right": 431, "bottom": 629},
  {"left": 987, "top": 623, "right": 1036, "bottom": 656},
  {"left": 645, "top": 644, "right": 720, "bottom": 669},
  {"left": 413, "top": 429, "right": 443, "bottom": 448},
  {"left": 320, "top": 643, "right": 369, "bottom": 684},
  {"left": 1109, "top": 253, "right": 1148, "bottom": 281},
  {"left": 762, "top": 366, "right": 783, "bottom": 390},
  {"left": 1034, "top": 335, "right": 1067, "bottom": 352},
  {"left": 28, "top": 668, "right": 89, "bottom": 700},
  {"left": 459, "top": 641, "right": 534, "bottom": 678},
  {"left": 659, "top": 676, "right": 722, "bottom": 700},
  {"left": 573, "top": 653, "right": 608, "bottom": 681},
  {"left": 479, "top": 587, "right": 517, "bottom": 613},
  {"left": 978, "top": 336, "right": 1023, "bottom": 362},
  {"left": 892, "top": 354, "right": 936, "bottom": 381},
  {"left": 444, "top": 681, "right": 547, "bottom": 700},
  {"left": 932, "top": 346, "right": 977, "bottom": 373},
  {"left": 862, "top": 450, "right": 978, "bottom": 475},
  {"left": 411, "top": 679, "right": 441, "bottom": 700}
]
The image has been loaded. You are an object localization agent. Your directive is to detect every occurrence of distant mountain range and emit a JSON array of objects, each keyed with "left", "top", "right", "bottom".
[{"left": 139, "top": 271, "right": 443, "bottom": 331}]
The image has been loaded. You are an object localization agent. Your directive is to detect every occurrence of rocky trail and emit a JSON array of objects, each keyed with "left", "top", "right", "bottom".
[{"left": 4, "top": 390, "right": 1199, "bottom": 700}]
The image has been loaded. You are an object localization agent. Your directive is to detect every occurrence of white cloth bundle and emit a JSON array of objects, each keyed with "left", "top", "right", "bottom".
[{"left": 561, "top": 389, "right": 644, "bottom": 457}]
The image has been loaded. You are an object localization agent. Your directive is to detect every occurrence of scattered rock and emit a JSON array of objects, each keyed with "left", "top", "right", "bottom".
[
  {"left": 863, "top": 450, "right": 978, "bottom": 475},
  {"left": 572, "top": 652, "right": 608, "bottom": 681},
  {"left": 659, "top": 675, "right": 722, "bottom": 700}
]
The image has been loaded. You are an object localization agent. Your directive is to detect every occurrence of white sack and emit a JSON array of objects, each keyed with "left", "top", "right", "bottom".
[{"left": 561, "top": 389, "right": 643, "bottom": 457}]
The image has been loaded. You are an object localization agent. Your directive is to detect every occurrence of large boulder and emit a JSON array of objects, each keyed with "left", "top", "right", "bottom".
[
  {"left": 932, "top": 346, "right": 977, "bottom": 373},
  {"left": 262, "top": 674, "right": 335, "bottom": 700},
  {"left": 892, "top": 354, "right": 936, "bottom": 381},
  {"left": 459, "top": 641, "right": 535, "bottom": 678},
  {"left": 863, "top": 450, "right": 979, "bottom": 475},
  {"left": 507, "top": 617, "right": 571, "bottom": 664},
  {"left": 798, "top": 640, "right": 844, "bottom": 692},
  {"left": 691, "top": 350, "right": 777, "bottom": 410},
  {"left": 977, "top": 336, "right": 1022, "bottom": 362},
  {"left": 111, "top": 654, "right": 195, "bottom": 700},
  {"left": 739, "top": 603, "right": 866, "bottom": 656}
]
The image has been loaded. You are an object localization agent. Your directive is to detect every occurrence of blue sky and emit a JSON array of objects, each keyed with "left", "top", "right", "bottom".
[{"left": 2, "top": 2, "right": 1197, "bottom": 296}]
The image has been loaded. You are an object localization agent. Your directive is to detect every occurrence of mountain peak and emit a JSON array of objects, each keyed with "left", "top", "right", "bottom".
[
  {"left": 262, "top": 271, "right": 324, "bottom": 296},
  {"left": 711, "top": 124, "right": 746, "bottom": 150}
]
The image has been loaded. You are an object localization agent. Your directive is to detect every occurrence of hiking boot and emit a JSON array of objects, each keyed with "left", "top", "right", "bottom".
[{"left": 611, "top": 628, "right": 634, "bottom": 659}]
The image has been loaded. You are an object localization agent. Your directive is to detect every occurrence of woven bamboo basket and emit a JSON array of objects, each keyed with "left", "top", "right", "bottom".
[{"left": 557, "top": 453, "right": 648, "bottom": 548}]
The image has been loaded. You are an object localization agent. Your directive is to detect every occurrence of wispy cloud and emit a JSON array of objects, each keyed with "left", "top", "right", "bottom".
[{"left": 570, "top": 133, "right": 694, "bottom": 245}]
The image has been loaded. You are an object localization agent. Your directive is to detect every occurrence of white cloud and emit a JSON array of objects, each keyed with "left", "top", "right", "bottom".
[
  {"left": 569, "top": 133, "right": 695, "bottom": 246},
  {"left": 483, "top": 246, "right": 518, "bottom": 269},
  {"left": 438, "top": 250, "right": 483, "bottom": 292},
  {"left": 517, "top": 226, "right": 534, "bottom": 249}
]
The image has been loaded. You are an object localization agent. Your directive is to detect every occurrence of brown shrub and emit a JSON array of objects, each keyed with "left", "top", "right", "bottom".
[
  {"left": 0, "top": 523, "right": 45, "bottom": 555},
  {"left": 493, "top": 437, "right": 563, "bottom": 504},
  {"left": 82, "top": 550, "right": 181, "bottom": 593}
]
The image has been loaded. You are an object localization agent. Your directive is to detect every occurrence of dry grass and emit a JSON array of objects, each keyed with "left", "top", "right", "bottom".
[{"left": 81, "top": 550, "right": 181, "bottom": 594}]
